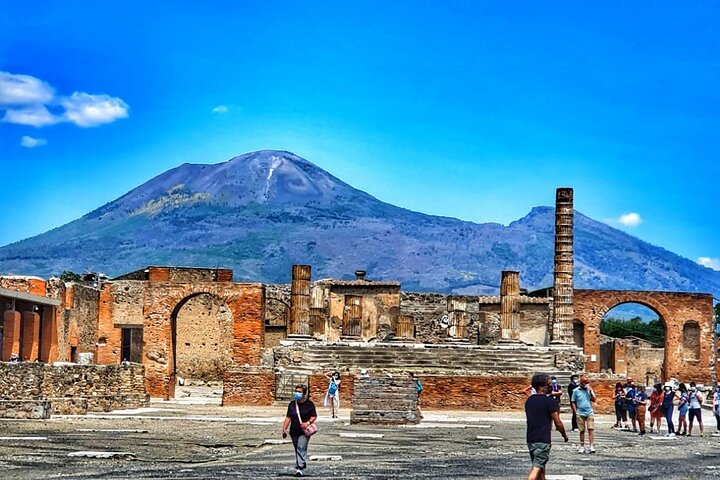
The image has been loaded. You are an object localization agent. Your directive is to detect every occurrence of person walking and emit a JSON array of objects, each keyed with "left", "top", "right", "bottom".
[
  {"left": 567, "top": 375, "right": 579, "bottom": 432},
  {"left": 661, "top": 382, "right": 676, "bottom": 437},
  {"left": 649, "top": 383, "right": 664, "bottom": 433},
  {"left": 687, "top": 382, "right": 704, "bottom": 437},
  {"left": 324, "top": 371, "right": 341, "bottom": 418},
  {"left": 634, "top": 385, "right": 648, "bottom": 436},
  {"left": 713, "top": 384, "right": 720, "bottom": 433},
  {"left": 409, "top": 372, "right": 424, "bottom": 419},
  {"left": 676, "top": 383, "right": 689, "bottom": 436},
  {"left": 571, "top": 376, "right": 597, "bottom": 453},
  {"left": 282, "top": 385, "right": 318, "bottom": 477},
  {"left": 525, "top": 373, "right": 569, "bottom": 480}
]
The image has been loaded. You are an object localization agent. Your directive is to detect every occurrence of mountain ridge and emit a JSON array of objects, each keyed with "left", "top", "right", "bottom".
[{"left": 1, "top": 149, "right": 719, "bottom": 296}]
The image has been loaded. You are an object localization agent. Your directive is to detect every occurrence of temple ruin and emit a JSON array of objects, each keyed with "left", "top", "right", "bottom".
[{"left": 0, "top": 187, "right": 716, "bottom": 418}]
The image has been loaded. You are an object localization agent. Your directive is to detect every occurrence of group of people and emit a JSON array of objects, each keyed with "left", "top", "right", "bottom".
[{"left": 525, "top": 373, "right": 720, "bottom": 480}]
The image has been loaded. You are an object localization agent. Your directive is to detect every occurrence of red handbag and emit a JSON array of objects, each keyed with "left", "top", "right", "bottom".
[{"left": 295, "top": 401, "right": 318, "bottom": 437}]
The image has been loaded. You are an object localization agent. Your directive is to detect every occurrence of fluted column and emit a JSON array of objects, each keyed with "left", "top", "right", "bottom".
[
  {"left": 552, "top": 187, "right": 574, "bottom": 343},
  {"left": 500, "top": 271, "right": 521, "bottom": 341}
]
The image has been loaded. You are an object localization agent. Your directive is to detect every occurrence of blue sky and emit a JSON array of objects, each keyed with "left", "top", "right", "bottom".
[{"left": 1, "top": 2, "right": 719, "bottom": 270}]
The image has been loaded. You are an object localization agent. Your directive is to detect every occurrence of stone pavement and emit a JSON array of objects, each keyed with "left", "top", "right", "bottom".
[{"left": 1, "top": 402, "right": 719, "bottom": 479}]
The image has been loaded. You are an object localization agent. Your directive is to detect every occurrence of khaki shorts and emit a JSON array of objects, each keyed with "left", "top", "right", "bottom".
[{"left": 577, "top": 415, "right": 595, "bottom": 432}]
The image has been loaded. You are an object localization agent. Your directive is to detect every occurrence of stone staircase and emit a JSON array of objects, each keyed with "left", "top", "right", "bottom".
[{"left": 291, "top": 343, "right": 563, "bottom": 375}]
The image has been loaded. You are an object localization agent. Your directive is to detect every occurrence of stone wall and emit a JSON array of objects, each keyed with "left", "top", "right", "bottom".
[
  {"left": 265, "top": 284, "right": 290, "bottom": 327},
  {"left": 110, "top": 281, "right": 146, "bottom": 326},
  {"left": 0, "top": 363, "right": 148, "bottom": 416},
  {"left": 68, "top": 284, "right": 100, "bottom": 357},
  {"left": 626, "top": 346, "right": 664, "bottom": 386},
  {"left": 222, "top": 368, "right": 275, "bottom": 406},
  {"left": 175, "top": 293, "right": 234, "bottom": 380},
  {"left": 326, "top": 285, "right": 400, "bottom": 342},
  {"left": 0, "top": 276, "right": 47, "bottom": 296},
  {"left": 351, "top": 376, "right": 420, "bottom": 424}
]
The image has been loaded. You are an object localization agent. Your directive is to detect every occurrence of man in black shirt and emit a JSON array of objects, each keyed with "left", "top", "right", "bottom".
[
  {"left": 567, "top": 374, "right": 579, "bottom": 431},
  {"left": 525, "top": 373, "right": 569, "bottom": 480}
]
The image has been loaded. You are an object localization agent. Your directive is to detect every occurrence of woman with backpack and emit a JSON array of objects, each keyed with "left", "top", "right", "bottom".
[
  {"left": 410, "top": 372, "right": 423, "bottom": 419},
  {"left": 324, "top": 371, "right": 341, "bottom": 418}
]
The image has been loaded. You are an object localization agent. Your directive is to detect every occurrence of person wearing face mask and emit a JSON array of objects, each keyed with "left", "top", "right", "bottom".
[
  {"left": 676, "top": 383, "right": 689, "bottom": 436},
  {"left": 571, "top": 376, "right": 597, "bottom": 453},
  {"left": 625, "top": 380, "right": 638, "bottom": 432},
  {"left": 567, "top": 375, "right": 579, "bottom": 432},
  {"left": 648, "top": 383, "right": 664, "bottom": 433},
  {"left": 548, "top": 376, "right": 562, "bottom": 412},
  {"left": 282, "top": 385, "right": 318, "bottom": 477},
  {"left": 660, "top": 382, "right": 676, "bottom": 437},
  {"left": 712, "top": 384, "right": 720, "bottom": 432},
  {"left": 687, "top": 381, "right": 704, "bottom": 437}
]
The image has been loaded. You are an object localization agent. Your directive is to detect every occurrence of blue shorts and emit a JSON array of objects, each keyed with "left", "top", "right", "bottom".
[{"left": 678, "top": 405, "right": 689, "bottom": 417}]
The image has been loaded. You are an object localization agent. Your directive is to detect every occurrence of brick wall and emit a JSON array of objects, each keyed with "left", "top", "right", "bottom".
[{"left": 222, "top": 368, "right": 275, "bottom": 406}]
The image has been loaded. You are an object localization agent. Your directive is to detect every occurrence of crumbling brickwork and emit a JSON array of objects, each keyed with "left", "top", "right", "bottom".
[
  {"left": 574, "top": 290, "right": 714, "bottom": 383},
  {"left": 222, "top": 368, "right": 275, "bottom": 406}
]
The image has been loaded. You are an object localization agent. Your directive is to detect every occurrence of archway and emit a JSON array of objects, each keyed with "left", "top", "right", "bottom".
[
  {"left": 171, "top": 293, "right": 233, "bottom": 386},
  {"left": 599, "top": 302, "right": 665, "bottom": 384}
]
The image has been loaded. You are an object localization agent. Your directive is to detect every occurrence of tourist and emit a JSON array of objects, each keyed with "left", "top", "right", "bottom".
[
  {"left": 524, "top": 372, "right": 569, "bottom": 480},
  {"left": 634, "top": 385, "right": 648, "bottom": 436},
  {"left": 282, "top": 384, "right": 318, "bottom": 477},
  {"left": 649, "top": 383, "right": 664, "bottom": 433},
  {"left": 712, "top": 385, "right": 720, "bottom": 432},
  {"left": 9, "top": 352, "right": 20, "bottom": 363},
  {"left": 324, "top": 371, "right": 341, "bottom": 418},
  {"left": 612, "top": 382, "right": 627, "bottom": 429},
  {"left": 359, "top": 368, "right": 369, "bottom": 378},
  {"left": 567, "top": 375, "right": 579, "bottom": 432},
  {"left": 523, "top": 384, "right": 537, "bottom": 397},
  {"left": 687, "top": 382, "right": 704, "bottom": 437},
  {"left": 676, "top": 383, "right": 689, "bottom": 436},
  {"left": 625, "top": 380, "right": 638, "bottom": 432},
  {"left": 571, "top": 376, "right": 597, "bottom": 453},
  {"left": 661, "top": 382, "right": 676, "bottom": 437},
  {"left": 548, "top": 376, "right": 562, "bottom": 411},
  {"left": 408, "top": 372, "right": 424, "bottom": 419}
]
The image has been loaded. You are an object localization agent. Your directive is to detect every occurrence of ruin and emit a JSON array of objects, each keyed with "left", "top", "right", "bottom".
[{"left": 0, "top": 188, "right": 716, "bottom": 418}]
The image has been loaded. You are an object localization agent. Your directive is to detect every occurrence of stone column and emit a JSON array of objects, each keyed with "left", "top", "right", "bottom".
[
  {"left": 500, "top": 271, "right": 521, "bottom": 341},
  {"left": 21, "top": 311, "right": 40, "bottom": 361},
  {"left": 447, "top": 297, "right": 468, "bottom": 340},
  {"left": 2, "top": 310, "right": 21, "bottom": 361},
  {"left": 552, "top": 187, "right": 574, "bottom": 343},
  {"left": 396, "top": 315, "right": 415, "bottom": 339},
  {"left": 289, "top": 264, "right": 311, "bottom": 337}
]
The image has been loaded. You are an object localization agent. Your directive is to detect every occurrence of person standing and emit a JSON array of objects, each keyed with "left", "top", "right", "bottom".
[
  {"left": 648, "top": 383, "right": 664, "bottom": 433},
  {"left": 548, "top": 376, "right": 562, "bottom": 412},
  {"left": 567, "top": 375, "right": 579, "bottom": 432},
  {"left": 687, "top": 382, "right": 705, "bottom": 437},
  {"left": 612, "top": 382, "right": 626, "bottom": 429},
  {"left": 571, "top": 376, "right": 597, "bottom": 453},
  {"left": 634, "top": 385, "right": 648, "bottom": 436},
  {"left": 676, "top": 383, "right": 689, "bottom": 436},
  {"left": 625, "top": 380, "right": 638, "bottom": 432},
  {"left": 324, "top": 371, "right": 341, "bottom": 418},
  {"left": 409, "top": 372, "right": 424, "bottom": 419},
  {"left": 282, "top": 385, "right": 318, "bottom": 477},
  {"left": 661, "top": 382, "right": 676, "bottom": 437},
  {"left": 525, "top": 373, "right": 569, "bottom": 480},
  {"left": 713, "top": 384, "right": 720, "bottom": 432}
]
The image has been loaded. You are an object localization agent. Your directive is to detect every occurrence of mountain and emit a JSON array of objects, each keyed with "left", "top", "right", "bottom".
[{"left": 1, "top": 150, "right": 719, "bottom": 296}]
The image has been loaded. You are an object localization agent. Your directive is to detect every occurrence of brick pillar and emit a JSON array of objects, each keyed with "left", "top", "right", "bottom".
[
  {"left": 2, "top": 310, "right": 21, "bottom": 361},
  {"left": 289, "top": 265, "right": 311, "bottom": 337},
  {"left": 21, "top": 311, "right": 40, "bottom": 361},
  {"left": 500, "top": 271, "right": 521, "bottom": 341},
  {"left": 552, "top": 187, "right": 574, "bottom": 343},
  {"left": 447, "top": 297, "right": 468, "bottom": 339},
  {"left": 40, "top": 306, "right": 58, "bottom": 363}
]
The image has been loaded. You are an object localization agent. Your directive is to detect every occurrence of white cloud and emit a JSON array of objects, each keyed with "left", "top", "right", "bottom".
[
  {"left": 697, "top": 257, "right": 720, "bottom": 271},
  {"left": 0, "top": 71, "right": 128, "bottom": 129},
  {"left": 60, "top": 92, "right": 129, "bottom": 127},
  {"left": 2, "top": 104, "right": 59, "bottom": 127},
  {"left": 618, "top": 212, "right": 642, "bottom": 227},
  {"left": 20, "top": 135, "right": 48, "bottom": 148},
  {"left": 0, "top": 72, "right": 55, "bottom": 105},
  {"left": 212, "top": 105, "right": 229, "bottom": 114}
]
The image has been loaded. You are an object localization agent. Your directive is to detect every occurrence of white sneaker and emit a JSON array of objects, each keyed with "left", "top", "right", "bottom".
[
  {"left": 588, "top": 445, "right": 596, "bottom": 453},
  {"left": 578, "top": 446, "right": 586, "bottom": 453}
]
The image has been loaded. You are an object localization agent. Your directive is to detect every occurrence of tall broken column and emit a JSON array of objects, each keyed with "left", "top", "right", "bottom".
[
  {"left": 500, "top": 271, "right": 521, "bottom": 342},
  {"left": 551, "top": 187, "right": 574, "bottom": 343},
  {"left": 289, "top": 264, "right": 312, "bottom": 337}
]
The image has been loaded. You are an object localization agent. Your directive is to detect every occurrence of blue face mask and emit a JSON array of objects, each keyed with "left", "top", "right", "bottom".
[
  {"left": 551, "top": 380, "right": 557, "bottom": 384},
  {"left": 293, "top": 392, "right": 303, "bottom": 401}
]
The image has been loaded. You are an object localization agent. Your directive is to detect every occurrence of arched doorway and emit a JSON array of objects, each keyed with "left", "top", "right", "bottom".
[
  {"left": 171, "top": 293, "right": 234, "bottom": 387},
  {"left": 600, "top": 302, "right": 665, "bottom": 384}
]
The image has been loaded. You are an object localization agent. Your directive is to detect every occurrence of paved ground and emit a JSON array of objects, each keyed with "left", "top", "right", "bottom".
[{"left": 1, "top": 400, "right": 720, "bottom": 479}]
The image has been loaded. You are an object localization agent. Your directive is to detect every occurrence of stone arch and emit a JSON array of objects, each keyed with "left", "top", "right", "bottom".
[
  {"left": 682, "top": 320, "right": 700, "bottom": 361},
  {"left": 142, "top": 282, "right": 264, "bottom": 399},
  {"left": 574, "top": 289, "right": 714, "bottom": 383},
  {"left": 170, "top": 292, "right": 233, "bottom": 381}
]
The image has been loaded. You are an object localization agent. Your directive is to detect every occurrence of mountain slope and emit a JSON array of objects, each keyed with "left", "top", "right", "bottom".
[{"left": 1, "top": 150, "right": 719, "bottom": 295}]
